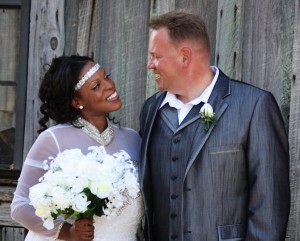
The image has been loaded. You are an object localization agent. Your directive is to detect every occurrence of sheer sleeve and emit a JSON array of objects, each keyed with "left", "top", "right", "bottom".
[{"left": 11, "top": 130, "right": 64, "bottom": 239}]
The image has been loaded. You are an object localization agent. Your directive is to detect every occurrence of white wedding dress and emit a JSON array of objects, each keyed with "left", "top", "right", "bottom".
[
  {"left": 93, "top": 196, "right": 143, "bottom": 241},
  {"left": 25, "top": 195, "right": 144, "bottom": 241},
  {"left": 11, "top": 124, "right": 144, "bottom": 241}
]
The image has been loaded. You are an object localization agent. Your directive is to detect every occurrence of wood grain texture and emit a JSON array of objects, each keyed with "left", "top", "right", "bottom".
[
  {"left": 242, "top": 0, "right": 292, "bottom": 107},
  {"left": 98, "top": 0, "right": 150, "bottom": 129},
  {"left": 287, "top": 0, "right": 300, "bottom": 240},
  {"left": 215, "top": 0, "right": 243, "bottom": 80},
  {"left": 64, "top": 0, "right": 80, "bottom": 55},
  {"left": 0, "top": 203, "right": 22, "bottom": 227},
  {"left": 24, "top": 0, "right": 65, "bottom": 156},
  {"left": 0, "top": 225, "right": 25, "bottom": 241}
]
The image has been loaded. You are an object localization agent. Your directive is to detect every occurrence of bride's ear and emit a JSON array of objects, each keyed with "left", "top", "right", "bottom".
[{"left": 71, "top": 97, "right": 81, "bottom": 109}]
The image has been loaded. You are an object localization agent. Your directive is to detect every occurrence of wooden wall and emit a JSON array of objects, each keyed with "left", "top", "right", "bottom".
[{"left": 3, "top": 0, "right": 299, "bottom": 240}]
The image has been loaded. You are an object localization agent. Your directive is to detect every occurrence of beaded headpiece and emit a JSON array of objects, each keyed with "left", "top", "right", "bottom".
[{"left": 74, "top": 63, "right": 101, "bottom": 91}]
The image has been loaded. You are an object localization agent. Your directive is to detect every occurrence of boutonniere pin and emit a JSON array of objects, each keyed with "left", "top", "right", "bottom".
[{"left": 199, "top": 103, "right": 217, "bottom": 131}]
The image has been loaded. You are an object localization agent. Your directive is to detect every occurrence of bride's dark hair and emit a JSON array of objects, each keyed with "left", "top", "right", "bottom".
[{"left": 38, "top": 55, "right": 94, "bottom": 133}]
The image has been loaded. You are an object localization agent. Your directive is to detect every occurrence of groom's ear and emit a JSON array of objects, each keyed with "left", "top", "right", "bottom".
[{"left": 180, "top": 47, "right": 192, "bottom": 68}]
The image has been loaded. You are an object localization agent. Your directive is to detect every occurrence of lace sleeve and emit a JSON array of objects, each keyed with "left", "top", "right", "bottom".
[{"left": 11, "top": 130, "right": 64, "bottom": 239}]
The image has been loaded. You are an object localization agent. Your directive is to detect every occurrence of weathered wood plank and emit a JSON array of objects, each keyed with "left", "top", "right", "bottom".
[
  {"left": 76, "top": 0, "right": 94, "bottom": 56},
  {"left": 0, "top": 186, "right": 15, "bottom": 202},
  {"left": 24, "top": 0, "right": 65, "bottom": 156},
  {"left": 287, "top": 0, "right": 300, "bottom": 240},
  {"left": 280, "top": 0, "right": 294, "bottom": 128},
  {"left": 64, "top": 0, "right": 80, "bottom": 55},
  {"left": 0, "top": 226, "right": 25, "bottom": 241},
  {"left": 0, "top": 203, "right": 21, "bottom": 227},
  {"left": 99, "top": 0, "right": 150, "bottom": 130},
  {"left": 242, "top": 0, "right": 290, "bottom": 109},
  {"left": 215, "top": 0, "right": 243, "bottom": 80}
]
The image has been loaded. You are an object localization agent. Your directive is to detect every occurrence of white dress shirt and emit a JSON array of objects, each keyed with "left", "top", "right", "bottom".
[{"left": 160, "top": 66, "right": 219, "bottom": 124}]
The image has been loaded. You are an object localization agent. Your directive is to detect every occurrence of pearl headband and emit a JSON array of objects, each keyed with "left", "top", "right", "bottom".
[{"left": 74, "top": 63, "right": 101, "bottom": 91}]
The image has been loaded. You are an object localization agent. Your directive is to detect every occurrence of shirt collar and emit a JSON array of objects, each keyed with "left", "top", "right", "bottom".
[{"left": 159, "top": 66, "right": 219, "bottom": 109}]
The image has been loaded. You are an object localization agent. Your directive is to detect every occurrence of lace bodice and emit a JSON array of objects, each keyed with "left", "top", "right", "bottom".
[{"left": 93, "top": 195, "right": 143, "bottom": 241}]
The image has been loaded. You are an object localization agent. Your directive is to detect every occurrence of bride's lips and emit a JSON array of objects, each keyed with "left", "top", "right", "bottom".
[{"left": 106, "top": 91, "right": 119, "bottom": 101}]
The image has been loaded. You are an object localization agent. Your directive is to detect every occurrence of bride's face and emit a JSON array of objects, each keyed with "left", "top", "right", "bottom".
[{"left": 72, "top": 61, "right": 122, "bottom": 119}]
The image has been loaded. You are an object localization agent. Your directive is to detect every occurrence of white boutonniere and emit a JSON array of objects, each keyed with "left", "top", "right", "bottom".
[{"left": 199, "top": 103, "right": 217, "bottom": 131}]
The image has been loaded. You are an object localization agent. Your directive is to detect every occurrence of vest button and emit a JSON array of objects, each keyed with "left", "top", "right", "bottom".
[
  {"left": 171, "top": 194, "right": 178, "bottom": 199},
  {"left": 171, "top": 175, "right": 178, "bottom": 180},
  {"left": 172, "top": 157, "right": 178, "bottom": 162},
  {"left": 171, "top": 213, "right": 177, "bottom": 218},
  {"left": 171, "top": 234, "right": 178, "bottom": 239}
]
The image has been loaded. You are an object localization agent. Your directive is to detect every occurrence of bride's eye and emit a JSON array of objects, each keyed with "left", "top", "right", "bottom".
[
  {"left": 92, "top": 83, "right": 100, "bottom": 90},
  {"left": 105, "top": 73, "right": 111, "bottom": 80}
]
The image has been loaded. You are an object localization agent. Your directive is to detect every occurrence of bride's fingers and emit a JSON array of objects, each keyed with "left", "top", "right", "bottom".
[
  {"left": 73, "top": 219, "right": 95, "bottom": 240},
  {"left": 75, "top": 219, "right": 94, "bottom": 229},
  {"left": 76, "top": 229, "right": 94, "bottom": 241}
]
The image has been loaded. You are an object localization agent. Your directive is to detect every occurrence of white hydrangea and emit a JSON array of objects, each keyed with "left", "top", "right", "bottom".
[{"left": 29, "top": 146, "right": 140, "bottom": 230}]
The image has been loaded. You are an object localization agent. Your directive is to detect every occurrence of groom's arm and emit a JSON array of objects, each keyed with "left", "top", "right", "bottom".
[{"left": 246, "top": 91, "right": 290, "bottom": 240}]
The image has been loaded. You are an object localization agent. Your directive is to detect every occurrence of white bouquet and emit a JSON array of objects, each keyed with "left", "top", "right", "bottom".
[{"left": 29, "top": 146, "right": 140, "bottom": 230}]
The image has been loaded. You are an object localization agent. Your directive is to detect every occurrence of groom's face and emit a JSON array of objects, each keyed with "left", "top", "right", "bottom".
[{"left": 147, "top": 28, "right": 182, "bottom": 93}]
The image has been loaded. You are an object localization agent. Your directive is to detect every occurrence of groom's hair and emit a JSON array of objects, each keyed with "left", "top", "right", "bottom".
[{"left": 149, "top": 10, "right": 210, "bottom": 51}]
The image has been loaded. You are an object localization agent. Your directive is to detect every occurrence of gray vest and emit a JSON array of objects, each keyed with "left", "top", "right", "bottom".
[{"left": 148, "top": 103, "right": 203, "bottom": 240}]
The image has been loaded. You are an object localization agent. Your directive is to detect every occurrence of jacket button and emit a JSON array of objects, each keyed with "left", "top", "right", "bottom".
[
  {"left": 171, "top": 213, "right": 177, "bottom": 218},
  {"left": 173, "top": 138, "right": 180, "bottom": 143}
]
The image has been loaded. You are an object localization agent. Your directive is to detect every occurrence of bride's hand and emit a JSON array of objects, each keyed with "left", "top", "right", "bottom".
[
  {"left": 71, "top": 219, "right": 94, "bottom": 241},
  {"left": 66, "top": 219, "right": 94, "bottom": 241},
  {"left": 57, "top": 219, "right": 94, "bottom": 241}
]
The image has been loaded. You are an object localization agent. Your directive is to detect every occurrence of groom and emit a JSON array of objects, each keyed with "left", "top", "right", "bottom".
[{"left": 139, "top": 10, "right": 290, "bottom": 241}]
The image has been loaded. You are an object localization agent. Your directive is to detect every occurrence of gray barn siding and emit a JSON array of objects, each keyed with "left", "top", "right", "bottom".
[
  {"left": 24, "top": 0, "right": 65, "bottom": 156},
  {"left": 2, "top": 0, "right": 300, "bottom": 240},
  {"left": 288, "top": 0, "right": 300, "bottom": 240}
]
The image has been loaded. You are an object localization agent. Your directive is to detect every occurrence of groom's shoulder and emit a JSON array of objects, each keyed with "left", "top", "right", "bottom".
[
  {"left": 218, "top": 69, "right": 269, "bottom": 95},
  {"left": 228, "top": 77, "right": 271, "bottom": 97}
]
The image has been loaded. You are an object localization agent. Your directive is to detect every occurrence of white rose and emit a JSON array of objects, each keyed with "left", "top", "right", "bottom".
[
  {"left": 200, "top": 103, "right": 214, "bottom": 118},
  {"left": 51, "top": 186, "right": 72, "bottom": 209},
  {"left": 72, "top": 193, "right": 90, "bottom": 213}
]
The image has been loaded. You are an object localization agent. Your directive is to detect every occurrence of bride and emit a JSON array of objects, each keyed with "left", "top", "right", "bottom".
[{"left": 11, "top": 55, "right": 144, "bottom": 241}]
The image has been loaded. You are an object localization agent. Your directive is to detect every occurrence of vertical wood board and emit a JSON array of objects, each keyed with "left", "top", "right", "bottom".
[
  {"left": 287, "top": 0, "right": 300, "bottom": 240},
  {"left": 99, "top": 0, "right": 150, "bottom": 129},
  {"left": 24, "top": 0, "right": 65, "bottom": 157}
]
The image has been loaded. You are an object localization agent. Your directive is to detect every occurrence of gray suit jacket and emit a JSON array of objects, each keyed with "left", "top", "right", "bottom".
[{"left": 139, "top": 70, "right": 290, "bottom": 241}]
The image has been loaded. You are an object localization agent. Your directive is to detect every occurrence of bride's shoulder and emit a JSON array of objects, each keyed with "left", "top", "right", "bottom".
[{"left": 113, "top": 125, "right": 140, "bottom": 140}]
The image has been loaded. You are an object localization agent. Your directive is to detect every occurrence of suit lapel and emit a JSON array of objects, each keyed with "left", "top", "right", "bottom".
[
  {"left": 184, "top": 71, "right": 231, "bottom": 177},
  {"left": 176, "top": 102, "right": 204, "bottom": 133},
  {"left": 140, "top": 92, "right": 165, "bottom": 183}
]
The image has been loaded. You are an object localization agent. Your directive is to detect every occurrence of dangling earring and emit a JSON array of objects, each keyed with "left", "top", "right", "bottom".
[{"left": 79, "top": 105, "right": 83, "bottom": 110}]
